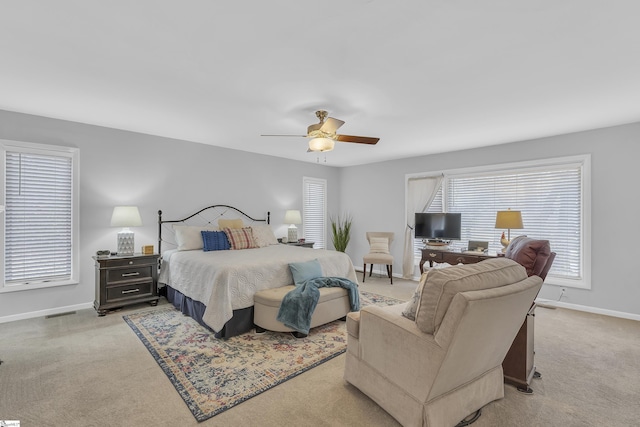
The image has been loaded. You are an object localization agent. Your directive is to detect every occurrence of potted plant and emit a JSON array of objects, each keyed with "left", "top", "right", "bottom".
[{"left": 330, "top": 213, "right": 352, "bottom": 252}]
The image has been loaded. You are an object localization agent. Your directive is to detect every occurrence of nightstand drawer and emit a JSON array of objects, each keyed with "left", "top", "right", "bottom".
[
  {"left": 106, "top": 281, "right": 153, "bottom": 302},
  {"left": 102, "top": 256, "right": 156, "bottom": 268},
  {"left": 106, "top": 265, "right": 153, "bottom": 284}
]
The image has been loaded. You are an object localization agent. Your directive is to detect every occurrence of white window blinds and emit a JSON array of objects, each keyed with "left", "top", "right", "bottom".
[
  {"left": 411, "top": 156, "right": 589, "bottom": 288},
  {"left": 4, "top": 151, "right": 73, "bottom": 284},
  {"left": 445, "top": 167, "right": 582, "bottom": 280},
  {"left": 303, "top": 177, "right": 327, "bottom": 249}
]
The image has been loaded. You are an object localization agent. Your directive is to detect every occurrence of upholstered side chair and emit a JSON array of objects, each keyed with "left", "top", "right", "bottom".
[{"left": 363, "top": 232, "right": 394, "bottom": 284}]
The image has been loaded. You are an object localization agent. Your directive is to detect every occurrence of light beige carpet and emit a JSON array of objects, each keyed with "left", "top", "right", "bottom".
[{"left": 0, "top": 275, "right": 638, "bottom": 426}]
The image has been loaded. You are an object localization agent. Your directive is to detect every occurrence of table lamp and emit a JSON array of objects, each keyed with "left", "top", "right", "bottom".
[
  {"left": 284, "top": 209, "right": 302, "bottom": 243},
  {"left": 111, "top": 206, "right": 142, "bottom": 255},
  {"left": 495, "top": 208, "right": 523, "bottom": 252}
]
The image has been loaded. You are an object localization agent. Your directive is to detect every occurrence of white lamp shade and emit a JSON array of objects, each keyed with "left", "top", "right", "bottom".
[
  {"left": 110, "top": 206, "right": 143, "bottom": 227},
  {"left": 308, "top": 137, "right": 335, "bottom": 152},
  {"left": 284, "top": 210, "right": 302, "bottom": 225}
]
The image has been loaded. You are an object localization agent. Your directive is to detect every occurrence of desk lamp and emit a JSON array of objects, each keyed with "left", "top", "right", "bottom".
[
  {"left": 284, "top": 210, "right": 302, "bottom": 243},
  {"left": 495, "top": 209, "right": 523, "bottom": 252},
  {"left": 111, "top": 206, "right": 142, "bottom": 255}
]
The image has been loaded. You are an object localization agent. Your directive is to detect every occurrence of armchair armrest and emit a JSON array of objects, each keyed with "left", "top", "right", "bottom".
[{"left": 358, "top": 304, "right": 447, "bottom": 402}]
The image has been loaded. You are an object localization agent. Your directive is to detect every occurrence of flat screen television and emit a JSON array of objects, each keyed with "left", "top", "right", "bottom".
[{"left": 414, "top": 213, "right": 462, "bottom": 243}]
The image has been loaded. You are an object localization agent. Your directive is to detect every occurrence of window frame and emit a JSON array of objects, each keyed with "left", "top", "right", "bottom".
[
  {"left": 302, "top": 176, "right": 327, "bottom": 250},
  {"left": 0, "top": 139, "right": 80, "bottom": 293},
  {"left": 407, "top": 154, "right": 591, "bottom": 289}
]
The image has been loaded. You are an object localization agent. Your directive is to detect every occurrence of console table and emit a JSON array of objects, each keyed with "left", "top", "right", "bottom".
[
  {"left": 420, "top": 247, "right": 498, "bottom": 274},
  {"left": 419, "top": 246, "right": 536, "bottom": 393}
]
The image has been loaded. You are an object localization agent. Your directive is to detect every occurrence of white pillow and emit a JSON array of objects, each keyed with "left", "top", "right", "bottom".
[
  {"left": 251, "top": 224, "right": 279, "bottom": 248},
  {"left": 370, "top": 237, "right": 389, "bottom": 254},
  {"left": 402, "top": 271, "right": 428, "bottom": 320},
  {"left": 173, "top": 225, "right": 218, "bottom": 251}
]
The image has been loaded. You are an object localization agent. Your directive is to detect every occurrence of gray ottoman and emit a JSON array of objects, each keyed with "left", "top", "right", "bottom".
[{"left": 253, "top": 285, "right": 351, "bottom": 337}]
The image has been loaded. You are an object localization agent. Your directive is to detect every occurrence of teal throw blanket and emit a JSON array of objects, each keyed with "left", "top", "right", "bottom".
[{"left": 276, "top": 277, "right": 360, "bottom": 335}]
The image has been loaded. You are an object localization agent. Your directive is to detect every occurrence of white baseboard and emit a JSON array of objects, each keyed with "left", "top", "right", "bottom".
[
  {"left": 0, "top": 302, "right": 94, "bottom": 324},
  {"left": 355, "top": 267, "right": 419, "bottom": 282},
  {"left": 535, "top": 298, "right": 640, "bottom": 322}
]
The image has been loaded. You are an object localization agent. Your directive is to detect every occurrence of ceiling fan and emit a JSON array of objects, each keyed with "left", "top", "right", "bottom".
[{"left": 261, "top": 110, "right": 380, "bottom": 152}]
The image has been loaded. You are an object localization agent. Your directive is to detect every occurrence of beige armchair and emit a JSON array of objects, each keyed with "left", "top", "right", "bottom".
[
  {"left": 344, "top": 258, "right": 543, "bottom": 426},
  {"left": 363, "top": 232, "right": 394, "bottom": 284}
]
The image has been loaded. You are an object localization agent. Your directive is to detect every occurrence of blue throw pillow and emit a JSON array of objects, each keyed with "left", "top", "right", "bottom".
[
  {"left": 201, "top": 231, "right": 231, "bottom": 251},
  {"left": 289, "top": 259, "right": 323, "bottom": 285}
]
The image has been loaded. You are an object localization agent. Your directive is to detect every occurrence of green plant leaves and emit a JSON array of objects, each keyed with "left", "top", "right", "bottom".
[{"left": 330, "top": 213, "right": 352, "bottom": 252}]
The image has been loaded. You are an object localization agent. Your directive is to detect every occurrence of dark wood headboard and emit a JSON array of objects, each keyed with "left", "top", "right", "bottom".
[{"left": 158, "top": 205, "right": 270, "bottom": 254}]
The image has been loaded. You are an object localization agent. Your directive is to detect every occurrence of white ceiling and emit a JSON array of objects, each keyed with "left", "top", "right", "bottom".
[{"left": 2, "top": 1, "right": 639, "bottom": 167}]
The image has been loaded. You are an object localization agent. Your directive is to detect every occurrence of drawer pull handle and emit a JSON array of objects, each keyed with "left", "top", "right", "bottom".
[
  {"left": 122, "top": 288, "right": 140, "bottom": 294},
  {"left": 429, "top": 253, "right": 437, "bottom": 257},
  {"left": 121, "top": 272, "right": 140, "bottom": 277}
]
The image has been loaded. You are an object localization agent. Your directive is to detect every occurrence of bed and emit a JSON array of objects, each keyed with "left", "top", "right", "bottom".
[{"left": 157, "top": 205, "right": 358, "bottom": 338}]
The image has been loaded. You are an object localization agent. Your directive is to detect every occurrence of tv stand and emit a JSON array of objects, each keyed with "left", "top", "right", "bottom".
[{"left": 419, "top": 247, "right": 496, "bottom": 274}]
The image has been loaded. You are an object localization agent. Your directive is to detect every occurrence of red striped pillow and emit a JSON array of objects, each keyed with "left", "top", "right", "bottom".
[{"left": 223, "top": 227, "right": 257, "bottom": 250}]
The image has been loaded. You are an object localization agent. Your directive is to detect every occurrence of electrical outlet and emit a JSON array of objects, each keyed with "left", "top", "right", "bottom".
[{"left": 559, "top": 288, "right": 567, "bottom": 300}]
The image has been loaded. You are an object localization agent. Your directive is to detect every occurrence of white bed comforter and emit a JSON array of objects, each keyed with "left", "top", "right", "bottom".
[{"left": 158, "top": 244, "right": 358, "bottom": 332}]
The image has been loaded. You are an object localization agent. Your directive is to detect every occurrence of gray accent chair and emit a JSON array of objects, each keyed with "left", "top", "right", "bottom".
[
  {"left": 344, "top": 258, "right": 543, "bottom": 426},
  {"left": 362, "top": 231, "right": 394, "bottom": 284}
]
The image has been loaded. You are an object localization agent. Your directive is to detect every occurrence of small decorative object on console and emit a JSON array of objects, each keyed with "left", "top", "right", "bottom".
[{"left": 141, "top": 245, "right": 154, "bottom": 254}]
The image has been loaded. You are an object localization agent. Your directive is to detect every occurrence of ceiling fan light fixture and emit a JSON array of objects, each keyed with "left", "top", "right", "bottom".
[{"left": 308, "top": 137, "right": 335, "bottom": 152}]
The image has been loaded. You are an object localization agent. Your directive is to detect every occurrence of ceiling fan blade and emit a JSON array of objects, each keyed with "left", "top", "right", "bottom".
[
  {"left": 320, "top": 117, "right": 345, "bottom": 134},
  {"left": 336, "top": 134, "right": 380, "bottom": 145},
  {"left": 260, "top": 134, "right": 308, "bottom": 137}
]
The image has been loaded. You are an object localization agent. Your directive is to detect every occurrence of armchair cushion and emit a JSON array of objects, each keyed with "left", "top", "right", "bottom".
[
  {"left": 506, "top": 235, "right": 551, "bottom": 278},
  {"left": 415, "top": 258, "right": 527, "bottom": 334}
]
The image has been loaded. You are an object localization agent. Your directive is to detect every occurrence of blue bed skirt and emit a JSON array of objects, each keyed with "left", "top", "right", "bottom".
[{"left": 165, "top": 286, "right": 255, "bottom": 339}]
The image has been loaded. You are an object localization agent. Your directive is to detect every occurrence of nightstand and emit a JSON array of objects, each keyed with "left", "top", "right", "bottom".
[
  {"left": 93, "top": 253, "right": 160, "bottom": 316},
  {"left": 286, "top": 241, "right": 315, "bottom": 248}
]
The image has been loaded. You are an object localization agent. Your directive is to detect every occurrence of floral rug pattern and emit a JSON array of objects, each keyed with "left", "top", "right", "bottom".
[{"left": 123, "top": 291, "right": 403, "bottom": 422}]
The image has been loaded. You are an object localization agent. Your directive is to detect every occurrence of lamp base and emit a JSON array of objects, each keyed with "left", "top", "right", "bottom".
[
  {"left": 288, "top": 227, "right": 298, "bottom": 243},
  {"left": 500, "top": 238, "right": 511, "bottom": 253},
  {"left": 117, "top": 230, "right": 135, "bottom": 255}
]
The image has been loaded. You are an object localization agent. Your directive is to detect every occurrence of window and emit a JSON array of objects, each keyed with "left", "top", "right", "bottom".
[
  {"left": 410, "top": 155, "right": 590, "bottom": 289},
  {"left": 302, "top": 177, "right": 327, "bottom": 249},
  {"left": 1, "top": 140, "right": 79, "bottom": 292}
]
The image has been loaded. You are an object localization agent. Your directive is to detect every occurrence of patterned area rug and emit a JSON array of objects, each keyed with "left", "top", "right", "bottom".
[{"left": 123, "top": 291, "right": 403, "bottom": 422}]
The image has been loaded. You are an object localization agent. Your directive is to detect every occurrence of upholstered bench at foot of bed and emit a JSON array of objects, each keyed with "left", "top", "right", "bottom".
[{"left": 253, "top": 285, "right": 351, "bottom": 337}]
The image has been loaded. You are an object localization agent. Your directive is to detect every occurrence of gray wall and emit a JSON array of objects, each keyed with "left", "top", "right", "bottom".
[
  {"left": 0, "top": 110, "right": 341, "bottom": 320},
  {"left": 340, "top": 122, "right": 640, "bottom": 316},
  {"left": 1, "top": 108, "right": 639, "bottom": 319}
]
